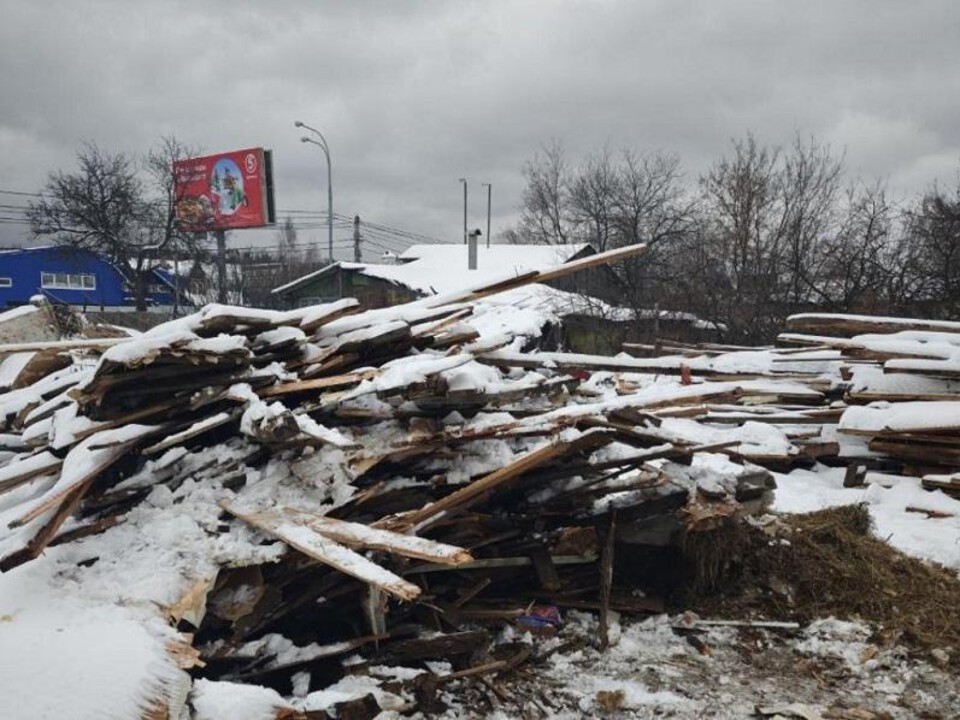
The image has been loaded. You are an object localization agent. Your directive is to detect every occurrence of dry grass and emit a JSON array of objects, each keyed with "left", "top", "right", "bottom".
[{"left": 679, "top": 504, "right": 960, "bottom": 659}]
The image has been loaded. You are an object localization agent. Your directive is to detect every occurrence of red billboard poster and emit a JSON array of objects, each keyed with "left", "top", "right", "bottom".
[{"left": 173, "top": 147, "right": 275, "bottom": 232}]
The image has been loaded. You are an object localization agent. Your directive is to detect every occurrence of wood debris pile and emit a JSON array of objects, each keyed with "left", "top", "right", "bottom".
[
  {"left": 776, "top": 312, "right": 960, "bottom": 498},
  {"left": 1, "top": 248, "right": 951, "bottom": 717}
]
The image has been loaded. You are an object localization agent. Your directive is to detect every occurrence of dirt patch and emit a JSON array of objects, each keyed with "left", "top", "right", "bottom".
[{"left": 678, "top": 504, "right": 960, "bottom": 663}]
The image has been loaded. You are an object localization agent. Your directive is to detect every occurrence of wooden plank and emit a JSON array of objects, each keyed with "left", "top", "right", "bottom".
[
  {"left": 221, "top": 502, "right": 421, "bottom": 601},
  {"left": 786, "top": 312, "right": 960, "bottom": 337},
  {"left": 386, "top": 431, "right": 614, "bottom": 531},
  {"left": 142, "top": 412, "right": 238, "bottom": 456},
  {"left": 405, "top": 554, "right": 597, "bottom": 574},
  {"left": 374, "top": 630, "right": 490, "bottom": 664},
  {"left": 598, "top": 510, "right": 617, "bottom": 650},
  {"left": 278, "top": 507, "right": 473, "bottom": 565},
  {"left": 298, "top": 298, "right": 362, "bottom": 334},
  {"left": 9, "top": 425, "right": 156, "bottom": 528},
  {"left": 256, "top": 370, "right": 376, "bottom": 399},
  {"left": 0, "top": 337, "right": 127, "bottom": 354},
  {"left": 0, "top": 479, "right": 93, "bottom": 571},
  {"left": 424, "top": 242, "right": 649, "bottom": 308},
  {"left": 0, "top": 450, "right": 62, "bottom": 494},
  {"left": 868, "top": 437, "right": 960, "bottom": 466}
]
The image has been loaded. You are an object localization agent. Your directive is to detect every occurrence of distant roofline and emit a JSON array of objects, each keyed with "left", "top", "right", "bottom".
[{"left": 272, "top": 243, "right": 596, "bottom": 296}]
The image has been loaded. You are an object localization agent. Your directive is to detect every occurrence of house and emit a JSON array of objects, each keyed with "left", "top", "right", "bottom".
[
  {"left": 271, "top": 243, "right": 609, "bottom": 309},
  {"left": 270, "top": 242, "right": 723, "bottom": 352},
  {"left": 0, "top": 246, "right": 194, "bottom": 311}
]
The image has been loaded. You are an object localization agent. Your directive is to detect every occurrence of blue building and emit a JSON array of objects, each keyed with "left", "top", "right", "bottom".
[{"left": 0, "top": 246, "right": 192, "bottom": 310}]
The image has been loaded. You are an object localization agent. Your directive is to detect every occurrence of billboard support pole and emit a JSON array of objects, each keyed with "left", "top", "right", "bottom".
[{"left": 215, "top": 229, "right": 227, "bottom": 304}]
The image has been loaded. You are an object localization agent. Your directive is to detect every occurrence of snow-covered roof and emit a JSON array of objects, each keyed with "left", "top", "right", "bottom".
[{"left": 273, "top": 243, "right": 592, "bottom": 297}]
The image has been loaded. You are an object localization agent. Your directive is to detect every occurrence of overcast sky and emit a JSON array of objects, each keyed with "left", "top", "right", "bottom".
[{"left": 2, "top": 0, "right": 959, "bottom": 258}]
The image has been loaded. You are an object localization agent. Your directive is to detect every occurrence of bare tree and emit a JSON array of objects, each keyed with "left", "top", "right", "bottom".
[
  {"left": 143, "top": 136, "right": 205, "bottom": 308},
  {"left": 778, "top": 135, "right": 844, "bottom": 308},
  {"left": 568, "top": 148, "right": 618, "bottom": 251},
  {"left": 697, "top": 134, "right": 784, "bottom": 341},
  {"left": 905, "top": 176, "right": 960, "bottom": 317},
  {"left": 506, "top": 134, "right": 956, "bottom": 344},
  {"left": 28, "top": 144, "right": 152, "bottom": 308},
  {"left": 513, "top": 140, "right": 574, "bottom": 245},
  {"left": 818, "top": 181, "right": 894, "bottom": 312},
  {"left": 696, "top": 134, "right": 845, "bottom": 341},
  {"left": 29, "top": 138, "right": 202, "bottom": 311}
]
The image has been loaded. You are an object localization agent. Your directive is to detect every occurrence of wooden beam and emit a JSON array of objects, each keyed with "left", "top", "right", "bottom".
[
  {"left": 221, "top": 502, "right": 422, "bottom": 601},
  {"left": 256, "top": 370, "right": 376, "bottom": 399},
  {"left": 598, "top": 510, "right": 617, "bottom": 650},
  {"left": 786, "top": 312, "right": 960, "bottom": 336},
  {"left": 0, "top": 337, "right": 127, "bottom": 354},
  {"left": 278, "top": 508, "right": 473, "bottom": 565},
  {"left": 386, "top": 431, "right": 614, "bottom": 531}
]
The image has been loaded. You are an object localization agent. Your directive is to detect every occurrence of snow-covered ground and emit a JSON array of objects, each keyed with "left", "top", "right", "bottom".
[{"left": 775, "top": 465, "right": 960, "bottom": 570}]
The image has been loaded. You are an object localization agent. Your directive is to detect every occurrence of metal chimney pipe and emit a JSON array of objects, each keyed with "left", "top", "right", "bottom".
[{"left": 468, "top": 228, "right": 481, "bottom": 270}]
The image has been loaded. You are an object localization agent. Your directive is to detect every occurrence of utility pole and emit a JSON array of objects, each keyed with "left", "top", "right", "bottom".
[
  {"left": 459, "top": 178, "right": 467, "bottom": 244},
  {"left": 215, "top": 229, "right": 227, "bottom": 304},
  {"left": 482, "top": 182, "right": 492, "bottom": 248},
  {"left": 353, "top": 215, "right": 362, "bottom": 263}
]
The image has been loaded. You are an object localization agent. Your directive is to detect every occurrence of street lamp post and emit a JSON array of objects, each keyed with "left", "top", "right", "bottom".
[
  {"left": 459, "top": 178, "right": 467, "bottom": 245},
  {"left": 295, "top": 121, "right": 333, "bottom": 263},
  {"left": 481, "top": 182, "right": 491, "bottom": 248}
]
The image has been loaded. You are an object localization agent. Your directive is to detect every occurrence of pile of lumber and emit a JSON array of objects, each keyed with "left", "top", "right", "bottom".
[
  {"left": 8, "top": 244, "right": 959, "bottom": 716},
  {"left": 622, "top": 312, "right": 960, "bottom": 500},
  {"left": 0, "top": 243, "right": 802, "bottom": 719},
  {"left": 779, "top": 313, "right": 960, "bottom": 496}
]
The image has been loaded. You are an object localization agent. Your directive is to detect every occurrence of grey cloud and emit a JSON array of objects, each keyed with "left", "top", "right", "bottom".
[{"left": 2, "top": 0, "right": 959, "bottom": 252}]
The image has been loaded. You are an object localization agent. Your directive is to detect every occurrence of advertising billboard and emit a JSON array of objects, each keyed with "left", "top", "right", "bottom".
[{"left": 173, "top": 147, "right": 275, "bottom": 232}]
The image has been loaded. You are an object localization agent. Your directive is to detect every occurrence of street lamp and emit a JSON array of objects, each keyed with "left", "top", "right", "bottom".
[
  {"left": 459, "top": 178, "right": 467, "bottom": 245},
  {"left": 481, "top": 182, "right": 491, "bottom": 248},
  {"left": 294, "top": 120, "right": 333, "bottom": 262}
]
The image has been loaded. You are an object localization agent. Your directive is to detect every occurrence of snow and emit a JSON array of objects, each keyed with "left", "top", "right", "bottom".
[
  {"left": 297, "top": 244, "right": 589, "bottom": 298},
  {"left": 0, "top": 352, "right": 34, "bottom": 390},
  {"left": 848, "top": 364, "right": 960, "bottom": 397},
  {"left": 192, "top": 679, "right": 291, "bottom": 720},
  {"left": 98, "top": 327, "right": 199, "bottom": 366},
  {"left": 774, "top": 465, "right": 960, "bottom": 569},
  {"left": 839, "top": 401, "right": 960, "bottom": 434},
  {"left": 252, "top": 326, "right": 306, "bottom": 348},
  {"left": 0, "top": 303, "right": 40, "bottom": 325},
  {"left": 0, "top": 558, "right": 186, "bottom": 720},
  {"left": 346, "top": 353, "right": 473, "bottom": 398},
  {"left": 655, "top": 418, "right": 795, "bottom": 458},
  {"left": 300, "top": 673, "right": 409, "bottom": 713}
]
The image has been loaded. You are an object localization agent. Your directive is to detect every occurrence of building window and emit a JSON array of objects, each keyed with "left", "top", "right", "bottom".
[
  {"left": 0, "top": 277, "right": 11, "bottom": 288},
  {"left": 41, "top": 272, "right": 96, "bottom": 290}
]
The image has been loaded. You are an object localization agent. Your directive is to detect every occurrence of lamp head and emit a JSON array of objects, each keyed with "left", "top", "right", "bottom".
[
  {"left": 294, "top": 120, "right": 304, "bottom": 128},
  {"left": 300, "top": 137, "right": 310, "bottom": 143}
]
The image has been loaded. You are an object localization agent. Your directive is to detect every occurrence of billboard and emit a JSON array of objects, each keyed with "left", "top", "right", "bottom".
[{"left": 173, "top": 147, "right": 275, "bottom": 232}]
